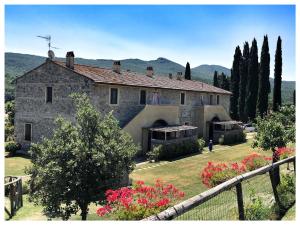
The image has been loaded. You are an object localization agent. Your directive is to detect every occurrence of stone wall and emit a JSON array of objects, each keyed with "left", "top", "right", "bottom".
[{"left": 14, "top": 60, "right": 93, "bottom": 147}]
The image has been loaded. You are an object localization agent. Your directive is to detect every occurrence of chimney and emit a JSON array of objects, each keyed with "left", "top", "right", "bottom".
[
  {"left": 113, "top": 61, "right": 121, "bottom": 74},
  {"left": 146, "top": 66, "right": 154, "bottom": 77},
  {"left": 66, "top": 51, "right": 74, "bottom": 69},
  {"left": 169, "top": 73, "right": 173, "bottom": 79},
  {"left": 176, "top": 72, "right": 183, "bottom": 80}
]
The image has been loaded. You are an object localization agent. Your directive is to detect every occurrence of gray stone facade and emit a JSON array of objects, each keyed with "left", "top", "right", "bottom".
[{"left": 14, "top": 59, "right": 230, "bottom": 149}]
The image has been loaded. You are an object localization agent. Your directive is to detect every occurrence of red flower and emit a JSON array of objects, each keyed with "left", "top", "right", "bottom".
[{"left": 97, "top": 179, "right": 185, "bottom": 219}]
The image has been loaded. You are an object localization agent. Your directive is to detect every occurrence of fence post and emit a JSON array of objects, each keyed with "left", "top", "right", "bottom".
[
  {"left": 293, "top": 158, "right": 296, "bottom": 174},
  {"left": 235, "top": 182, "right": 245, "bottom": 220},
  {"left": 269, "top": 169, "right": 283, "bottom": 209},
  {"left": 10, "top": 183, "right": 15, "bottom": 216},
  {"left": 20, "top": 179, "right": 23, "bottom": 207}
]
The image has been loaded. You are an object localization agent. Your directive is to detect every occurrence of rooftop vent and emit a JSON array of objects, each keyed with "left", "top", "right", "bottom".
[
  {"left": 66, "top": 51, "right": 75, "bottom": 69},
  {"left": 113, "top": 61, "right": 121, "bottom": 74}
]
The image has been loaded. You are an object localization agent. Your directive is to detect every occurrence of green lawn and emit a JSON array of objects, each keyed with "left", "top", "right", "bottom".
[
  {"left": 5, "top": 136, "right": 276, "bottom": 221},
  {"left": 282, "top": 204, "right": 296, "bottom": 220},
  {"left": 5, "top": 152, "right": 31, "bottom": 176}
]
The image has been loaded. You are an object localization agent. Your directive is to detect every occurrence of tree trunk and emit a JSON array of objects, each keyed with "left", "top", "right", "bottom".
[
  {"left": 272, "top": 150, "right": 280, "bottom": 186},
  {"left": 80, "top": 204, "right": 88, "bottom": 221}
]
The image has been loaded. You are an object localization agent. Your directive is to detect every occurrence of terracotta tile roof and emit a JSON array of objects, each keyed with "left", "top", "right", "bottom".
[{"left": 53, "top": 61, "right": 231, "bottom": 95}]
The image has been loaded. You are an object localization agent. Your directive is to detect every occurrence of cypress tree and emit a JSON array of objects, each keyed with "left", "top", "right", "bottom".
[
  {"left": 257, "top": 35, "right": 271, "bottom": 118},
  {"left": 230, "top": 46, "right": 242, "bottom": 120},
  {"left": 185, "top": 62, "right": 191, "bottom": 80},
  {"left": 213, "top": 71, "right": 219, "bottom": 87},
  {"left": 273, "top": 36, "right": 282, "bottom": 111},
  {"left": 293, "top": 90, "right": 295, "bottom": 106},
  {"left": 238, "top": 42, "right": 250, "bottom": 122},
  {"left": 223, "top": 76, "right": 230, "bottom": 91},
  {"left": 245, "top": 38, "right": 259, "bottom": 121}
]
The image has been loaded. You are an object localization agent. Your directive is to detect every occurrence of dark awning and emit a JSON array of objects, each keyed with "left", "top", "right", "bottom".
[{"left": 149, "top": 125, "right": 198, "bottom": 133}]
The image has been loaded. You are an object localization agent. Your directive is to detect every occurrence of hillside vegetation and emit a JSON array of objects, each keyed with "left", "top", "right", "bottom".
[{"left": 5, "top": 52, "right": 295, "bottom": 103}]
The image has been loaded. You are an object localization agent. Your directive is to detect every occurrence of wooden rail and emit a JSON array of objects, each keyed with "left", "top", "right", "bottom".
[
  {"left": 143, "top": 156, "right": 295, "bottom": 220},
  {"left": 4, "top": 176, "right": 23, "bottom": 218}
]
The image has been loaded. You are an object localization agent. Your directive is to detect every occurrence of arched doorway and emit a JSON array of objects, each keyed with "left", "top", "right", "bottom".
[
  {"left": 147, "top": 119, "right": 168, "bottom": 151},
  {"left": 209, "top": 116, "right": 220, "bottom": 141},
  {"left": 152, "top": 119, "right": 168, "bottom": 128}
]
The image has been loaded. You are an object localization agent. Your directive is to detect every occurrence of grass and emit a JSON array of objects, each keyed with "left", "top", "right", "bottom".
[
  {"left": 282, "top": 204, "right": 295, "bottom": 220},
  {"left": 131, "top": 139, "right": 270, "bottom": 199},
  {"left": 4, "top": 136, "right": 278, "bottom": 220},
  {"left": 5, "top": 152, "right": 31, "bottom": 176}
]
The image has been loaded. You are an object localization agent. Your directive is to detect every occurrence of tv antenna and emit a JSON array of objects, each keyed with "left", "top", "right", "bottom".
[{"left": 37, "top": 35, "right": 59, "bottom": 50}]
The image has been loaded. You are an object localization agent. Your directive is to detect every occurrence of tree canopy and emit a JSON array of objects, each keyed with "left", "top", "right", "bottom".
[
  {"left": 273, "top": 36, "right": 282, "bottom": 111},
  {"left": 184, "top": 62, "right": 191, "bottom": 80},
  {"left": 26, "top": 93, "right": 138, "bottom": 220},
  {"left": 257, "top": 35, "right": 271, "bottom": 118},
  {"left": 230, "top": 46, "right": 242, "bottom": 120}
]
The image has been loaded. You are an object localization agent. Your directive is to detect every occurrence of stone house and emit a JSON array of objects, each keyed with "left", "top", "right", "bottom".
[{"left": 14, "top": 51, "right": 236, "bottom": 154}]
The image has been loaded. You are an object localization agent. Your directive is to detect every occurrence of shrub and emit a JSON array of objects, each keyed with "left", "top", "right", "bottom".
[
  {"left": 218, "top": 132, "right": 246, "bottom": 145},
  {"left": 197, "top": 138, "right": 205, "bottom": 152},
  {"left": 22, "top": 181, "right": 30, "bottom": 195},
  {"left": 201, "top": 162, "right": 246, "bottom": 188},
  {"left": 277, "top": 174, "right": 295, "bottom": 209},
  {"left": 245, "top": 190, "right": 273, "bottom": 220},
  {"left": 274, "top": 147, "right": 295, "bottom": 160},
  {"left": 218, "top": 135, "right": 225, "bottom": 145},
  {"left": 146, "top": 145, "right": 163, "bottom": 162},
  {"left": 154, "top": 139, "right": 200, "bottom": 160},
  {"left": 5, "top": 141, "right": 21, "bottom": 156},
  {"left": 241, "top": 153, "right": 272, "bottom": 171},
  {"left": 96, "top": 179, "right": 185, "bottom": 220}
]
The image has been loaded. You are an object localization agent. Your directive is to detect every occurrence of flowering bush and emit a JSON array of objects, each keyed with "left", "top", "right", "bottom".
[
  {"left": 201, "top": 162, "right": 246, "bottom": 188},
  {"left": 274, "top": 147, "right": 295, "bottom": 160},
  {"left": 96, "top": 179, "right": 185, "bottom": 220},
  {"left": 241, "top": 152, "right": 272, "bottom": 171}
]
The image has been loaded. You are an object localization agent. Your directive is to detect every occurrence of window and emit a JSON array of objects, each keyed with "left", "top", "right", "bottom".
[
  {"left": 180, "top": 92, "right": 185, "bottom": 105},
  {"left": 25, "top": 123, "right": 32, "bottom": 141},
  {"left": 151, "top": 92, "right": 160, "bottom": 105},
  {"left": 46, "top": 87, "right": 52, "bottom": 103},
  {"left": 210, "top": 95, "right": 213, "bottom": 105},
  {"left": 217, "top": 95, "right": 220, "bottom": 105},
  {"left": 140, "top": 90, "right": 146, "bottom": 105},
  {"left": 200, "top": 95, "right": 204, "bottom": 105},
  {"left": 110, "top": 88, "right": 118, "bottom": 105}
]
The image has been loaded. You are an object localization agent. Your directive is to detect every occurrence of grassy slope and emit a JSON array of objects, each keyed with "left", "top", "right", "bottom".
[
  {"left": 5, "top": 136, "right": 275, "bottom": 221},
  {"left": 282, "top": 204, "right": 296, "bottom": 220}
]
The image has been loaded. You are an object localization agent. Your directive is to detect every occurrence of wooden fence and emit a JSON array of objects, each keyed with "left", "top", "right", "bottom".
[
  {"left": 4, "top": 176, "right": 23, "bottom": 218},
  {"left": 143, "top": 156, "right": 295, "bottom": 220}
]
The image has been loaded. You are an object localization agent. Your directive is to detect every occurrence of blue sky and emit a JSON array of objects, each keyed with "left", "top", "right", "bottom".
[{"left": 5, "top": 5, "right": 295, "bottom": 80}]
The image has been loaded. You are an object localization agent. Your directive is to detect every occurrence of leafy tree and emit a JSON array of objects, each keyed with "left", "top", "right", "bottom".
[
  {"left": 184, "top": 62, "right": 191, "bottom": 80},
  {"left": 273, "top": 36, "right": 282, "bottom": 111},
  {"left": 26, "top": 93, "right": 138, "bottom": 220},
  {"left": 230, "top": 46, "right": 242, "bottom": 120},
  {"left": 245, "top": 38, "right": 259, "bottom": 121},
  {"left": 213, "top": 70, "right": 219, "bottom": 87},
  {"left": 238, "top": 42, "right": 250, "bottom": 122},
  {"left": 257, "top": 35, "right": 271, "bottom": 118},
  {"left": 252, "top": 105, "right": 295, "bottom": 186},
  {"left": 5, "top": 101, "right": 15, "bottom": 141}
]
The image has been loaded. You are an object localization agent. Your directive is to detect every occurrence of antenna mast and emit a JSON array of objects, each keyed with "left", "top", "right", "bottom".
[{"left": 37, "top": 35, "right": 59, "bottom": 50}]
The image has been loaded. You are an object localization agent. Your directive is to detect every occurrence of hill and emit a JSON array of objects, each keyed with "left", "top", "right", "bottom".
[{"left": 5, "top": 52, "right": 295, "bottom": 103}]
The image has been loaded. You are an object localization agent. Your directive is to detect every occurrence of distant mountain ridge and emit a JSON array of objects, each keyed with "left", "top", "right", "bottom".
[{"left": 5, "top": 52, "right": 295, "bottom": 103}]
